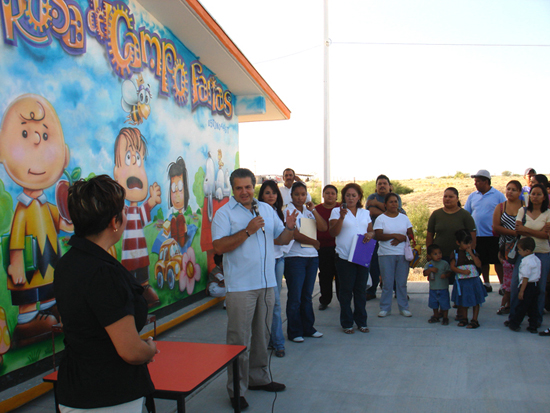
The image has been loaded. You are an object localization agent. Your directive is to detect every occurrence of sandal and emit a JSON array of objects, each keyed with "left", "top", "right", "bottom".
[
  {"left": 466, "top": 320, "right": 480, "bottom": 329},
  {"left": 275, "top": 349, "right": 285, "bottom": 358},
  {"left": 428, "top": 316, "right": 440, "bottom": 324},
  {"left": 457, "top": 319, "right": 468, "bottom": 327},
  {"left": 343, "top": 328, "right": 354, "bottom": 334},
  {"left": 358, "top": 326, "right": 369, "bottom": 333},
  {"left": 442, "top": 318, "right": 449, "bottom": 326},
  {"left": 496, "top": 306, "right": 506, "bottom": 315}
]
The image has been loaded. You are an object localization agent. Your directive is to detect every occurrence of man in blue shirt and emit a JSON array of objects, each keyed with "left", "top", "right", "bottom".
[
  {"left": 212, "top": 168, "right": 297, "bottom": 410},
  {"left": 465, "top": 170, "right": 506, "bottom": 292}
]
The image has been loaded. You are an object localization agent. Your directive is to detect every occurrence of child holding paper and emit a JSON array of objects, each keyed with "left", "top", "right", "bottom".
[{"left": 329, "top": 183, "right": 374, "bottom": 334}]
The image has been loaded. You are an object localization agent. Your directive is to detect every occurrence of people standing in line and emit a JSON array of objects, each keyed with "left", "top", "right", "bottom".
[
  {"left": 450, "top": 229, "right": 487, "bottom": 329},
  {"left": 374, "top": 193, "right": 415, "bottom": 318},
  {"left": 423, "top": 244, "right": 452, "bottom": 325},
  {"left": 508, "top": 237, "right": 541, "bottom": 334},
  {"left": 258, "top": 180, "right": 287, "bottom": 358},
  {"left": 212, "top": 169, "right": 297, "bottom": 410},
  {"left": 506, "top": 184, "right": 550, "bottom": 333},
  {"left": 54, "top": 175, "right": 157, "bottom": 413},
  {"left": 284, "top": 182, "right": 327, "bottom": 343},
  {"left": 492, "top": 180, "right": 524, "bottom": 313},
  {"left": 329, "top": 183, "right": 373, "bottom": 334},
  {"left": 521, "top": 168, "right": 536, "bottom": 205},
  {"left": 315, "top": 185, "right": 340, "bottom": 311},
  {"left": 365, "top": 174, "right": 404, "bottom": 300},
  {"left": 464, "top": 170, "right": 506, "bottom": 292},
  {"left": 279, "top": 168, "right": 311, "bottom": 208}
]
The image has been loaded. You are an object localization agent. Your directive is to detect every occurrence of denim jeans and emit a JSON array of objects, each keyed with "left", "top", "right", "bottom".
[
  {"left": 284, "top": 256, "right": 319, "bottom": 340},
  {"left": 269, "top": 257, "right": 285, "bottom": 350},
  {"left": 509, "top": 252, "right": 550, "bottom": 326},
  {"left": 378, "top": 255, "right": 409, "bottom": 312},
  {"left": 335, "top": 257, "right": 368, "bottom": 328}
]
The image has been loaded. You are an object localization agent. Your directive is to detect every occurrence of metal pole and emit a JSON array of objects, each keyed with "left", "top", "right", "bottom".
[{"left": 323, "top": 0, "right": 330, "bottom": 187}]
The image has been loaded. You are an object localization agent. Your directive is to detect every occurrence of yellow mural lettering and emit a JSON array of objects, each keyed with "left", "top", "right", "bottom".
[
  {"left": 160, "top": 42, "right": 177, "bottom": 95},
  {"left": 50, "top": 0, "right": 71, "bottom": 35},
  {"left": 1, "top": 0, "right": 49, "bottom": 45},
  {"left": 140, "top": 30, "right": 162, "bottom": 76},
  {"left": 106, "top": 5, "right": 135, "bottom": 77},
  {"left": 60, "top": 4, "right": 84, "bottom": 51}
]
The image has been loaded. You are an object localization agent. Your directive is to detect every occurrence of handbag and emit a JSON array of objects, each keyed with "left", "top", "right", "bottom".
[
  {"left": 506, "top": 206, "right": 527, "bottom": 265},
  {"left": 404, "top": 238, "right": 414, "bottom": 261}
]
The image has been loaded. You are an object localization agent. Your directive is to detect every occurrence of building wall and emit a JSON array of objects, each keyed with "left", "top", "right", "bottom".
[{"left": 0, "top": 0, "right": 238, "bottom": 381}]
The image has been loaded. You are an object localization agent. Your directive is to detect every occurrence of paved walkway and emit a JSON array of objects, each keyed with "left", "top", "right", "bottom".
[{"left": 8, "top": 278, "right": 550, "bottom": 413}]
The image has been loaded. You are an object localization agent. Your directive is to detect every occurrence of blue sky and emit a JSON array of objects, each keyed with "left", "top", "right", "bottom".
[{"left": 200, "top": 0, "right": 550, "bottom": 181}]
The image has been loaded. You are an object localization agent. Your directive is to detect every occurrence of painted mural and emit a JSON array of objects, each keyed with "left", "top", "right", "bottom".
[{"left": 0, "top": 0, "right": 238, "bottom": 381}]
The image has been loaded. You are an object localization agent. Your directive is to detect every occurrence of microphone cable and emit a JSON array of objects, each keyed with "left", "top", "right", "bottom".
[{"left": 253, "top": 200, "right": 278, "bottom": 413}]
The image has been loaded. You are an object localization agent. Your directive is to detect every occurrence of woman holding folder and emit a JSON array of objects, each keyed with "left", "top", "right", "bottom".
[
  {"left": 284, "top": 182, "right": 328, "bottom": 342},
  {"left": 329, "top": 183, "right": 374, "bottom": 334}
]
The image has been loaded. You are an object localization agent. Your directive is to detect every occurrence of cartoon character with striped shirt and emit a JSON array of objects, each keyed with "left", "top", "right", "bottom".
[{"left": 113, "top": 127, "right": 161, "bottom": 308}]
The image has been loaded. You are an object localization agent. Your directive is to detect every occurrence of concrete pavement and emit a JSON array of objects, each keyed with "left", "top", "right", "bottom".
[{"left": 8, "top": 277, "right": 550, "bottom": 413}]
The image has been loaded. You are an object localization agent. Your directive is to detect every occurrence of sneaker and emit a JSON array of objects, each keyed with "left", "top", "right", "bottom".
[
  {"left": 310, "top": 331, "right": 323, "bottom": 338},
  {"left": 378, "top": 310, "right": 389, "bottom": 317},
  {"left": 291, "top": 336, "right": 304, "bottom": 343},
  {"left": 400, "top": 310, "right": 412, "bottom": 317}
]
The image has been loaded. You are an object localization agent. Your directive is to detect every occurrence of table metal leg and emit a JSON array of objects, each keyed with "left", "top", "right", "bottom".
[
  {"left": 177, "top": 395, "right": 185, "bottom": 413},
  {"left": 232, "top": 357, "right": 240, "bottom": 413}
]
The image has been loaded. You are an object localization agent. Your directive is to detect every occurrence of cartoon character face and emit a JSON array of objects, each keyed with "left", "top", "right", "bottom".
[
  {"left": 171, "top": 174, "right": 186, "bottom": 211},
  {"left": 113, "top": 134, "right": 148, "bottom": 203},
  {"left": 0, "top": 94, "right": 69, "bottom": 190}
]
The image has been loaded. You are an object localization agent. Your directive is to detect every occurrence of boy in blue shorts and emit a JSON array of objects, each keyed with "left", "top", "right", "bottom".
[{"left": 424, "top": 244, "right": 452, "bottom": 325}]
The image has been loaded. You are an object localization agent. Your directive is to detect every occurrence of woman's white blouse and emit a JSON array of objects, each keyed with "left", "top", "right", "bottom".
[
  {"left": 285, "top": 203, "right": 319, "bottom": 258},
  {"left": 330, "top": 208, "right": 372, "bottom": 259},
  {"left": 373, "top": 213, "right": 412, "bottom": 256}
]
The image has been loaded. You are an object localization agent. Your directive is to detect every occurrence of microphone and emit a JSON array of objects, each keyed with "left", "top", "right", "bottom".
[{"left": 252, "top": 200, "right": 265, "bottom": 233}]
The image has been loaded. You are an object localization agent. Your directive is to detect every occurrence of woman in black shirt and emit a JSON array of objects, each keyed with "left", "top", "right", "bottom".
[{"left": 54, "top": 175, "right": 157, "bottom": 412}]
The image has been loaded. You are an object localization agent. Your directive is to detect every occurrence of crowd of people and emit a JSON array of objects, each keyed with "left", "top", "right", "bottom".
[{"left": 51, "top": 167, "right": 550, "bottom": 412}]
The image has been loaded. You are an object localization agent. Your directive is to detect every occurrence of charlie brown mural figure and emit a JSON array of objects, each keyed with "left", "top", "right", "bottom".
[
  {"left": 113, "top": 127, "right": 161, "bottom": 308},
  {"left": 0, "top": 94, "right": 73, "bottom": 347}
]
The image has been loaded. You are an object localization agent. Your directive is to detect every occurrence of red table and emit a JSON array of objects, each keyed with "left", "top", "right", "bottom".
[{"left": 43, "top": 341, "right": 247, "bottom": 413}]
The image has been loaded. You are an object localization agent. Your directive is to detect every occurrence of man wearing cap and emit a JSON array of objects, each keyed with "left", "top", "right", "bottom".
[
  {"left": 521, "top": 168, "right": 536, "bottom": 206},
  {"left": 464, "top": 170, "right": 506, "bottom": 292}
]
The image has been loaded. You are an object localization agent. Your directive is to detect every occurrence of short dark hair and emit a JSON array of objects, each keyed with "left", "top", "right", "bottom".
[
  {"left": 427, "top": 244, "right": 442, "bottom": 256},
  {"left": 167, "top": 156, "right": 189, "bottom": 210},
  {"left": 322, "top": 184, "right": 338, "bottom": 195},
  {"left": 341, "top": 183, "right": 364, "bottom": 208},
  {"left": 290, "top": 181, "right": 307, "bottom": 195},
  {"left": 283, "top": 168, "right": 295, "bottom": 176},
  {"left": 376, "top": 174, "right": 391, "bottom": 185},
  {"left": 68, "top": 175, "right": 126, "bottom": 237},
  {"left": 506, "top": 180, "right": 522, "bottom": 192},
  {"left": 384, "top": 192, "right": 399, "bottom": 204},
  {"left": 518, "top": 237, "right": 536, "bottom": 252},
  {"left": 230, "top": 168, "right": 256, "bottom": 188}
]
